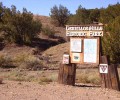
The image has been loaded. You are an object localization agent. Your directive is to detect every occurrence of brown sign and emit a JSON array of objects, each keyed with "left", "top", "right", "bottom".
[
  {"left": 66, "top": 24, "right": 103, "bottom": 37},
  {"left": 66, "top": 24, "right": 103, "bottom": 64}
]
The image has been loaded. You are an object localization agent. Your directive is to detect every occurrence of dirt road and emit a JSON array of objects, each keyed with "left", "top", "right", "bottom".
[{"left": 0, "top": 80, "right": 120, "bottom": 100}]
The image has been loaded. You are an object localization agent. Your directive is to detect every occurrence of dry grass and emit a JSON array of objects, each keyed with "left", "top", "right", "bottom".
[
  {"left": 76, "top": 69, "right": 101, "bottom": 85},
  {"left": 18, "top": 55, "right": 43, "bottom": 70},
  {"left": 1, "top": 70, "right": 58, "bottom": 84},
  {"left": 0, "top": 54, "right": 14, "bottom": 68},
  {"left": 1, "top": 68, "right": 120, "bottom": 85},
  {"left": 0, "top": 53, "right": 44, "bottom": 70}
]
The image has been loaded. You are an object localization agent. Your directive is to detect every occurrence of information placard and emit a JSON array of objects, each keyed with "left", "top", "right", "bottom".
[
  {"left": 84, "top": 39, "right": 97, "bottom": 63},
  {"left": 72, "top": 53, "right": 81, "bottom": 62},
  {"left": 70, "top": 38, "right": 82, "bottom": 52}
]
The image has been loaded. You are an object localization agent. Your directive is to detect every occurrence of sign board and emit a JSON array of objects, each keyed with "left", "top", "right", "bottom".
[
  {"left": 99, "top": 64, "right": 108, "bottom": 73},
  {"left": 63, "top": 54, "right": 69, "bottom": 64},
  {"left": 66, "top": 24, "right": 103, "bottom": 64},
  {"left": 66, "top": 25, "right": 103, "bottom": 37},
  {"left": 70, "top": 37, "right": 99, "bottom": 64}
]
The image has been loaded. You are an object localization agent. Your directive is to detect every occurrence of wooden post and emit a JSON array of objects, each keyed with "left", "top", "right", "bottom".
[
  {"left": 100, "top": 56, "right": 120, "bottom": 91},
  {"left": 58, "top": 63, "right": 76, "bottom": 86}
]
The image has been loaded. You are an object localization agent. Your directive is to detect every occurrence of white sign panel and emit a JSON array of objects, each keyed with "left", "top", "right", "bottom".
[
  {"left": 72, "top": 53, "right": 80, "bottom": 62},
  {"left": 70, "top": 38, "right": 82, "bottom": 52},
  {"left": 99, "top": 64, "right": 108, "bottom": 73},
  {"left": 63, "top": 54, "right": 69, "bottom": 64},
  {"left": 84, "top": 39, "right": 97, "bottom": 63}
]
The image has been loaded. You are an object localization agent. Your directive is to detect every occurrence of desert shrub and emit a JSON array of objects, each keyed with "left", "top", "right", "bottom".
[
  {"left": 42, "top": 25, "right": 55, "bottom": 38},
  {"left": 102, "top": 16, "right": 120, "bottom": 63},
  {"left": 13, "top": 53, "right": 28, "bottom": 64},
  {"left": 50, "top": 5, "right": 70, "bottom": 27},
  {"left": 19, "top": 55, "right": 43, "bottom": 70},
  {"left": 0, "top": 3, "right": 42, "bottom": 45},
  {"left": 0, "top": 54, "right": 14, "bottom": 68}
]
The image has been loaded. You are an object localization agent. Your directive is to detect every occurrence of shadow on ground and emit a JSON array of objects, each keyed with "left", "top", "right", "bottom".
[{"left": 75, "top": 84, "right": 101, "bottom": 88}]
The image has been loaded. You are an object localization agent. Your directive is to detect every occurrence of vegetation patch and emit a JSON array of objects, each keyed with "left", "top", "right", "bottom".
[
  {"left": 42, "top": 25, "right": 55, "bottom": 38},
  {"left": 76, "top": 69, "right": 101, "bottom": 85}
]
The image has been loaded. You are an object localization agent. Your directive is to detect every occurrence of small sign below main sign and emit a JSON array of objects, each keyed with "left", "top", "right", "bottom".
[
  {"left": 63, "top": 54, "right": 69, "bottom": 64},
  {"left": 99, "top": 64, "right": 108, "bottom": 73}
]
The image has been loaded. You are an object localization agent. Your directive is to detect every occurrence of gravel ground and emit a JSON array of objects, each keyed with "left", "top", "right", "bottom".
[{"left": 0, "top": 80, "right": 120, "bottom": 100}]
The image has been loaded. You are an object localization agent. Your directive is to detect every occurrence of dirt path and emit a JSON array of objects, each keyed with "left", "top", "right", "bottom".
[{"left": 0, "top": 80, "right": 120, "bottom": 100}]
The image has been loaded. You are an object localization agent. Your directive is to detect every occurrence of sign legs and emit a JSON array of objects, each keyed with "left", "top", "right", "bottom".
[
  {"left": 58, "top": 63, "right": 76, "bottom": 86},
  {"left": 99, "top": 56, "right": 120, "bottom": 91}
]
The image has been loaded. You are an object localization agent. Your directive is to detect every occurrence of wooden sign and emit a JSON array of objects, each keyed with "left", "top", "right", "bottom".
[
  {"left": 66, "top": 24, "right": 103, "bottom": 64},
  {"left": 66, "top": 25, "right": 103, "bottom": 37},
  {"left": 70, "top": 37, "right": 99, "bottom": 64}
]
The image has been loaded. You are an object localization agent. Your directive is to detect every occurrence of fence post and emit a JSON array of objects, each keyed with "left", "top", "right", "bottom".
[
  {"left": 100, "top": 56, "right": 120, "bottom": 91},
  {"left": 58, "top": 63, "right": 76, "bottom": 86}
]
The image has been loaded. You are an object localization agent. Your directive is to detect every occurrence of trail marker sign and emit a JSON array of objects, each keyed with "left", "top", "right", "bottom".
[{"left": 99, "top": 64, "right": 108, "bottom": 73}]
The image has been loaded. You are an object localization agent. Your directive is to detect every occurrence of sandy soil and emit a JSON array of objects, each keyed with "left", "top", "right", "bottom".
[{"left": 0, "top": 80, "right": 120, "bottom": 100}]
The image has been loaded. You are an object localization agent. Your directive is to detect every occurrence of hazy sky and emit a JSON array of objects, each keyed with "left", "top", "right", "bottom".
[{"left": 1, "top": 0, "right": 120, "bottom": 16}]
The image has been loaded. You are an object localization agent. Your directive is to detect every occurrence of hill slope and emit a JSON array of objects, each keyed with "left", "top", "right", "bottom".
[
  {"left": 42, "top": 42, "right": 69, "bottom": 62},
  {"left": 34, "top": 15, "right": 66, "bottom": 40},
  {"left": 0, "top": 15, "right": 68, "bottom": 69}
]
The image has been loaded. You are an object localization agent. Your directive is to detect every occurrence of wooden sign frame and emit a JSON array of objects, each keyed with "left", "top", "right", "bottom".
[{"left": 70, "top": 37, "right": 100, "bottom": 64}]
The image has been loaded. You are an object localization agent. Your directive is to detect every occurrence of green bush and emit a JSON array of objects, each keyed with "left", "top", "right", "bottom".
[
  {"left": 102, "top": 16, "right": 120, "bottom": 63},
  {"left": 0, "top": 3, "right": 42, "bottom": 45},
  {"left": 42, "top": 26, "right": 55, "bottom": 38},
  {"left": 50, "top": 5, "right": 70, "bottom": 27}
]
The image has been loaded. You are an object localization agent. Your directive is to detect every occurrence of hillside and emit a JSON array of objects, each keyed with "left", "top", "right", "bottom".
[
  {"left": 42, "top": 42, "right": 69, "bottom": 62},
  {"left": 34, "top": 15, "right": 66, "bottom": 40},
  {"left": 0, "top": 15, "right": 68, "bottom": 69}
]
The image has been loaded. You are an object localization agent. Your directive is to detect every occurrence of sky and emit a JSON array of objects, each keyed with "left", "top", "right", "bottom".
[{"left": 1, "top": 0, "right": 120, "bottom": 16}]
